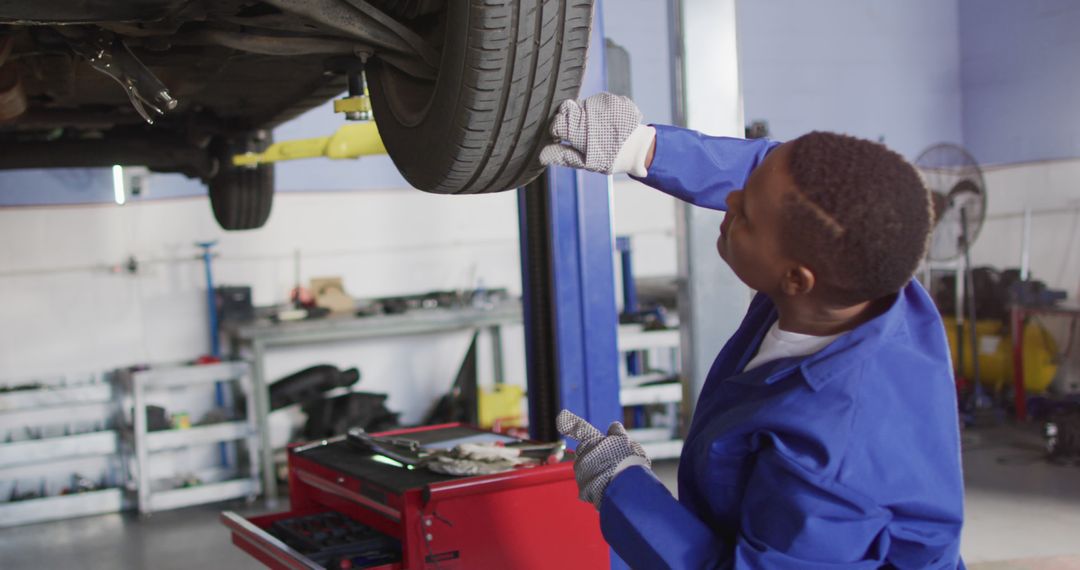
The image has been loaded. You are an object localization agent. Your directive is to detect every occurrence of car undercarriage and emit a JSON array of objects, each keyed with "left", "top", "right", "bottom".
[{"left": 0, "top": 0, "right": 594, "bottom": 228}]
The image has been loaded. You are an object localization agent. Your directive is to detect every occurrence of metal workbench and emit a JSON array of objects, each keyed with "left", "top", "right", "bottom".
[{"left": 223, "top": 302, "right": 523, "bottom": 502}]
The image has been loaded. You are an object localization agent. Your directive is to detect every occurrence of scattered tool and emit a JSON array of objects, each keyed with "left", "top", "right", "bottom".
[
  {"left": 346, "top": 428, "right": 424, "bottom": 466},
  {"left": 422, "top": 441, "right": 566, "bottom": 476},
  {"left": 348, "top": 429, "right": 421, "bottom": 453},
  {"left": 345, "top": 427, "right": 565, "bottom": 476}
]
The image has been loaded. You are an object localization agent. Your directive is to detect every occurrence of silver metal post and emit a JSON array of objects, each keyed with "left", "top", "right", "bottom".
[
  {"left": 132, "top": 372, "right": 149, "bottom": 516},
  {"left": 250, "top": 340, "right": 277, "bottom": 506},
  {"left": 674, "top": 0, "right": 748, "bottom": 425},
  {"left": 488, "top": 325, "right": 505, "bottom": 384},
  {"left": 1020, "top": 205, "right": 1032, "bottom": 281}
]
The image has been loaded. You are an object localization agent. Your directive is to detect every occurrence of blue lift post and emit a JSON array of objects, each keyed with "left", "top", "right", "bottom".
[
  {"left": 520, "top": 3, "right": 626, "bottom": 565},
  {"left": 518, "top": 0, "right": 620, "bottom": 443},
  {"left": 196, "top": 241, "right": 221, "bottom": 357},
  {"left": 515, "top": 3, "right": 633, "bottom": 565},
  {"left": 616, "top": 236, "right": 643, "bottom": 377},
  {"left": 517, "top": 5, "right": 626, "bottom": 565},
  {"left": 196, "top": 240, "right": 230, "bottom": 467}
]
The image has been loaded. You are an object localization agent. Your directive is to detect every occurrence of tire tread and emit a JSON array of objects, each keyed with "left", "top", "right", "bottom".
[{"left": 372, "top": 0, "right": 594, "bottom": 194}]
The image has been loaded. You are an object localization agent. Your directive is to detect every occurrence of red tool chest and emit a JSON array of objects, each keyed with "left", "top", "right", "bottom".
[{"left": 221, "top": 424, "right": 610, "bottom": 569}]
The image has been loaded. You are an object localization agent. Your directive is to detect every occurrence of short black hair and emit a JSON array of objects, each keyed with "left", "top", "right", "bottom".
[{"left": 782, "top": 131, "right": 931, "bottom": 305}]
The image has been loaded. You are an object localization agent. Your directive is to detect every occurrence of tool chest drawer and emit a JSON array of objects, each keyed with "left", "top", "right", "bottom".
[{"left": 221, "top": 508, "right": 402, "bottom": 570}]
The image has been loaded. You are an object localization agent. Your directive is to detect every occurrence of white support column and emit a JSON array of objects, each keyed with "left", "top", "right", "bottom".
[{"left": 673, "top": 0, "right": 753, "bottom": 422}]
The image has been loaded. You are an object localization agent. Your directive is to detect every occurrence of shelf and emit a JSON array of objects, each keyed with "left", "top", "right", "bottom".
[
  {"left": 0, "top": 430, "right": 118, "bottom": 469},
  {"left": 147, "top": 479, "right": 258, "bottom": 513},
  {"left": 617, "top": 326, "right": 680, "bottom": 352},
  {"left": 0, "top": 377, "right": 122, "bottom": 528},
  {"left": 0, "top": 383, "right": 112, "bottom": 411},
  {"left": 228, "top": 302, "right": 523, "bottom": 347},
  {"left": 0, "top": 488, "right": 125, "bottom": 528},
  {"left": 622, "top": 371, "right": 677, "bottom": 387},
  {"left": 620, "top": 383, "right": 682, "bottom": 406},
  {"left": 0, "top": 401, "right": 115, "bottom": 429},
  {"left": 626, "top": 427, "right": 676, "bottom": 443},
  {"left": 131, "top": 361, "right": 249, "bottom": 389},
  {"left": 619, "top": 323, "right": 683, "bottom": 458},
  {"left": 0, "top": 382, "right": 111, "bottom": 439},
  {"left": 640, "top": 439, "right": 684, "bottom": 460},
  {"left": 146, "top": 421, "right": 251, "bottom": 452},
  {"left": 127, "top": 361, "right": 262, "bottom": 515}
]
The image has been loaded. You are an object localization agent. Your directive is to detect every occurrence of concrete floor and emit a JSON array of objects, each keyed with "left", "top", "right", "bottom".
[
  {"left": 1, "top": 424, "right": 1078, "bottom": 569},
  {"left": 955, "top": 425, "right": 1080, "bottom": 565}
]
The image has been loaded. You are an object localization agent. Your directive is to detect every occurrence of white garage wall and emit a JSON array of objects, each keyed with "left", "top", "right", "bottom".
[
  {"left": 0, "top": 190, "right": 528, "bottom": 423},
  {"left": 970, "top": 159, "right": 1080, "bottom": 298},
  {"left": 612, "top": 179, "right": 680, "bottom": 278},
  {"left": 0, "top": 183, "right": 679, "bottom": 423},
  {"left": 968, "top": 158, "right": 1080, "bottom": 391}
]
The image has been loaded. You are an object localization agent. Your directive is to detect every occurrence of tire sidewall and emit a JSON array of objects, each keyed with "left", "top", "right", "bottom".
[{"left": 367, "top": 1, "right": 474, "bottom": 191}]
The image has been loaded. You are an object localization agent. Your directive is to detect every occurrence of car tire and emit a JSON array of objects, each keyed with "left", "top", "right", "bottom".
[
  {"left": 367, "top": 0, "right": 594, "bottom": 194},
  {"left": 208, "top": 135, "right": 274, "bottom": 230}
]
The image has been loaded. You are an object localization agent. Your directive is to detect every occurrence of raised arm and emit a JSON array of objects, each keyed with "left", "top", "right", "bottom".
[
  {"left": 540, "top": 94, "right": 779, "bottom": 211},
  {"left": 634, "top": 124, "right": 778, "bottom": 211}
]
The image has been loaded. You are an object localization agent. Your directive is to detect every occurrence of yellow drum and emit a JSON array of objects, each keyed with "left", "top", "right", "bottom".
[{"left": 942, "top": 317, "right": 1057, "bottom": 393}]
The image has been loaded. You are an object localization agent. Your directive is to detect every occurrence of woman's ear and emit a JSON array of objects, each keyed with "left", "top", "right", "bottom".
[{"left": 780, "top": 264, "right": 815, "bottom": 297}]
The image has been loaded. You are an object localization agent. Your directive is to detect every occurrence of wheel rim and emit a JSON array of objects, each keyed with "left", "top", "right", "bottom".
[{"left": 374, "top": 8, "right": 447, "bottom": 128}]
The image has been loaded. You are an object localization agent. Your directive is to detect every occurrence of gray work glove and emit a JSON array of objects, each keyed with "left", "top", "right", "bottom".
[
  {"left": 556, "top": 409, "right": 651, "bottom": 509},
  {"left": 539, "top": 93, "right": 656, "bottom": 176}
]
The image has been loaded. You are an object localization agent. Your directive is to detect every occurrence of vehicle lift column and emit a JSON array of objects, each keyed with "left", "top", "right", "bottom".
[
  {"left": 516, "top": 3, "right": 745, "bottom": 565},
  {"left": 517, "top": 0, "right": 620, "bottom": 445},
  {"left": 519, "top": 0, "right": 748, "bottom": 438},
  {"left": 516, "top": 5, "right": 625, "bottom": 565}
]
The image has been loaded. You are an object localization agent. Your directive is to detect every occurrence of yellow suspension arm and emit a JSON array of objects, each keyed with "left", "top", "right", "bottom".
[{"left": 232, "top": 121, "right": 387, "bottom": 167}]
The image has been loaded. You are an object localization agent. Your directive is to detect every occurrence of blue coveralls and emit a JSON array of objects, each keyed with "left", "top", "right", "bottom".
[{"left": 600, "top": 125, "right": 965, "bottom": 569}]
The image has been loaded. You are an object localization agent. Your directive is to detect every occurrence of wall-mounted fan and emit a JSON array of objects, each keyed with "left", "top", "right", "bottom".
[
  {"left": 915, "top": 143, "right": 987, "bottom": 261},
  {"left": 914, "top": 143, "right": 992, "bottom": 417}
]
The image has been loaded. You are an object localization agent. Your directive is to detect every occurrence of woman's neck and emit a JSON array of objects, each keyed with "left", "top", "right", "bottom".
[{"left": 773, "top": 294, "right": 893, "bottom": 336}]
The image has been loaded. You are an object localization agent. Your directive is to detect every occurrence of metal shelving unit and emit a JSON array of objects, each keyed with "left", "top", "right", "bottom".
[
  {"left": 618, "top": 323, "right": 684, "bottom": 460},
  {"left": 0, "top": 488, "right": 125, "bottom": 528},
  {"left": 0, "top": 430, "right": 119, "bottom": 468},
  {"left": 0, "top": 374, "right": 124, "bottom": 528},
  {"left": 121, "top": 362, "right": 261, "bottom": 515},
  {"left": 145, "top": 421, "right": 251, "bottom": 452}
]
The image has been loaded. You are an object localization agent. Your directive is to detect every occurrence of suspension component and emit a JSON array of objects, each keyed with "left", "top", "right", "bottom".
[{"left": 333, "top": 66, "right": 371, "bottom": 121}]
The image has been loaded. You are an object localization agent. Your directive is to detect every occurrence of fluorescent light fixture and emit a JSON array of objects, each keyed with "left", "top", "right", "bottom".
[{"left": 112, "top": 164, "right": 126, "bottom": 205}]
